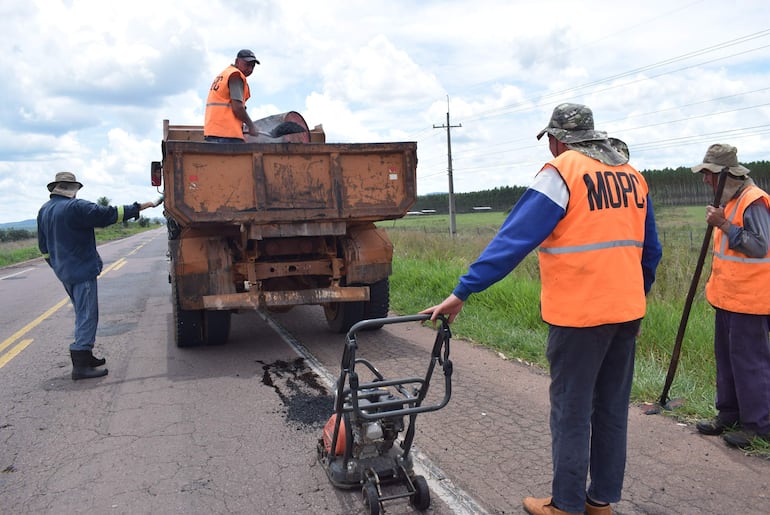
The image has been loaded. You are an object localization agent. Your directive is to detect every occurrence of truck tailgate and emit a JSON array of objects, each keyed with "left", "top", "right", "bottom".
[{"left": 162, "top": 141, "right": 417, "bottom": 226}]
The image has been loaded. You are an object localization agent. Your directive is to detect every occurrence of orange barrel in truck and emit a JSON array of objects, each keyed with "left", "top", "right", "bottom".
[{"left": 150, "top": 114, "right": 418, "bottom": 347}]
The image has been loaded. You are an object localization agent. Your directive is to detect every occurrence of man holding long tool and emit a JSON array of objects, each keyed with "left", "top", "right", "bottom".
[{"left": 692, "top": 143, "right": 770, "bottom": 449}]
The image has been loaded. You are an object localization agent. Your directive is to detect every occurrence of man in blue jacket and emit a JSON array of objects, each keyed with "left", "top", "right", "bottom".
[{"left": 37, "top": 172, "right": 155, "bottom": 380}]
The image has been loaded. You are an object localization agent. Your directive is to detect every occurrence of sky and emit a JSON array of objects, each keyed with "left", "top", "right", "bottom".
[{"left": 1, "top": 0, "right": 769, "bottom": 224}]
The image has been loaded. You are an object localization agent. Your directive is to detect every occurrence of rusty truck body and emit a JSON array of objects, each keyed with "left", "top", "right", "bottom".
[{"left": 151, "top": 116, "right": 418, "bottom": 347}]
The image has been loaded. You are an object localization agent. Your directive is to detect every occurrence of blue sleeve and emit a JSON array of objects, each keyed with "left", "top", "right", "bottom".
[
  {"left": 74, "top": 199, "right": 119, "bottom": 228},
  {"left": 728, "top": 200, "right": 770, "bottom": 258},
  {"left": 36, "top": 209, "right": 47, "bottom": 255},
  {"left": 641, "top": 194, "right": 663, "bottom": 294},
  {"left": 452, "top": 188, "right": 564, "bottom": 300}
]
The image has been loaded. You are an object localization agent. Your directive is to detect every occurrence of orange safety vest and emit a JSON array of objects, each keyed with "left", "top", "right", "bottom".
[
  {"left": 537, "top": 150, "right": 649, "bottom": 327},
  {"left": 706, "top": 185, "right": 770, "bottom": 314},
  {"left": 203, "top": 65, "right": 251, "bottom": 139}
]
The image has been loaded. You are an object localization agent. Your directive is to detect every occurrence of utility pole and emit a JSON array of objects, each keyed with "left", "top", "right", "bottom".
[{"left": 433, "top": 96, "right": 461, "bottom": 236}]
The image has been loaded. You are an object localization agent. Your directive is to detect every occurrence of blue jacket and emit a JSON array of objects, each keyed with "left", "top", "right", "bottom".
[{"left": 37, "top": 195, "right": 140, "bottom": 285}]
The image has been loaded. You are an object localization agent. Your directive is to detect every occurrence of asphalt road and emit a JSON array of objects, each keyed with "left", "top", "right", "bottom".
[{"left": 1, "top": 228, "right": 769, "bottom": 514}]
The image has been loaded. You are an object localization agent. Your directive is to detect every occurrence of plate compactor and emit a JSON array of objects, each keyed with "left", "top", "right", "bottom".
[{"left": 317, "top": 314, "right": 453, "bottom": 514}]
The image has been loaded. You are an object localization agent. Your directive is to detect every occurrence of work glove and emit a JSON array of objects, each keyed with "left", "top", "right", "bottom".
[{"left": 124, "top": 202, "right": 141, "bottom": 221}]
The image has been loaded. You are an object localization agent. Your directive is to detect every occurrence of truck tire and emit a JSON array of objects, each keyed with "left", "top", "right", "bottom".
[
  {"left": 203, "top": 310, "right": 231, "bottom": 346},
  {"left": 324, "top": 301, "right": 365, "bottom": 334},
  {"left": 173, "top": 285, "right": 204, "bottom": 347},
  {"left": 361, "top": 278, "right": 389, "bottom": 331}
]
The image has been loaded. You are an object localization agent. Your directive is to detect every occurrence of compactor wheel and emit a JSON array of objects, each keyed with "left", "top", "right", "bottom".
[
  {"left": 410, "top": 475, "right": 431, "bottom": 511},
  {"left": 361, "top": 482, "right": 380, "bottom": 515}
]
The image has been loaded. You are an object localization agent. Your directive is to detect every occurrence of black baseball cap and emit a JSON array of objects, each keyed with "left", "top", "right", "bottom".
[{"left": 236, "top": 49, "right": 260, "bottom": 64}]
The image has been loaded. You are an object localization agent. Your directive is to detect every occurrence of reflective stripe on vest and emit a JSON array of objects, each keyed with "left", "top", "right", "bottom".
[
  {"left": 539, "top": 239, "right": 644, "bottom": 255},
  {"left": 537, "top": 150, "right": 648, "bottom": 327},
  {"left": 203, "top": 65, "right": 250, "bottom": 139},
  {"left": 706, "top": 185, "right": 770, "bottom": 314}
]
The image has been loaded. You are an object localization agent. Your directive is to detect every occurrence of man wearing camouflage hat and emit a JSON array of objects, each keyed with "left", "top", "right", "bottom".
[
  {"left": 422, "top": 103, "right": 662, "bottom": 515},
  {"left": 691, "top": 143, "right": 770, "bottom": 450}
]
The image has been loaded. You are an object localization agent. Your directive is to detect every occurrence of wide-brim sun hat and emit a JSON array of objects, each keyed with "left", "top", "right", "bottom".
[
  {"left": 47, "top": 171, "right": 83, "bottom": 198},
  {"left": 691, "top": 143, "right": 750, "bottom": 177}
]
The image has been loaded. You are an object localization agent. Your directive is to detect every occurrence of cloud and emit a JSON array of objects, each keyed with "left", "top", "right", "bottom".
[{"left": 2, "top": 0, "right": 770, "bottom": 224}]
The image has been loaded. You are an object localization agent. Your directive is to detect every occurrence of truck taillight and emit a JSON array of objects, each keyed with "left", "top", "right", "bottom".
[{"left": 150, "top": 161, "right": 162, "bottom": 186}]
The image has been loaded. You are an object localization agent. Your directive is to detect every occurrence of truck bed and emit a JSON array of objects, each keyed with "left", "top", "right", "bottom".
[{"left": 161, "top": 132, "right": 418, "bottom": 227}]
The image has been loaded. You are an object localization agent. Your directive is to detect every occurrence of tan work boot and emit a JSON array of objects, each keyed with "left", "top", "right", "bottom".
[
  {"left": 585, "top": 500, "right": 612, "bottom": 515},
  {"left": 522, "top": 496, "right": 582, "bottom": 515}
]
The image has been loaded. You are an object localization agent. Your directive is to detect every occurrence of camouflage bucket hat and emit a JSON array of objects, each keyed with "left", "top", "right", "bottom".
[
  {"left": 566, "top": 140, "right": 628, "bottom": 166},
  {"left": 536, "top": 103, "right": 608, "bottom": 144},
  {"left": 690, "top": 143, "right": 750, "bottom": 177}
]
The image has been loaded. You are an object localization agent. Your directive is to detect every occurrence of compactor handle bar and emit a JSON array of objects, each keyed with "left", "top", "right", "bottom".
[{"left": 337, "top": 314, "right": 453, "bottom": 420}]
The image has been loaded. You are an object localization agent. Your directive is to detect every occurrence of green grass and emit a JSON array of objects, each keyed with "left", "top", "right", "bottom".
[
  {"left": 383, "top": 207, "right": 770, "bottom": 456},
  {"left": 0, "top": 245, "right": 43, "bottom": 267},
  {"left": 0, "top": 223, "right": 159, "bottom": 267}
]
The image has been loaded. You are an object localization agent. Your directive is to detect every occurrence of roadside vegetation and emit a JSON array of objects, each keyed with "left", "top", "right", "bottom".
[
  {"left": 382, "top": 208, "right": 770, "bottom": 457},
  {"left": 0, "top": 220, "right": 161, "bottom": 267}
]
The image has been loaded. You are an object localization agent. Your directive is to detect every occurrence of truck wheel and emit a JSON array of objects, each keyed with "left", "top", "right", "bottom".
[
  {"left": 173, "top": 286, "right": 203, "bottom": 347},
  {"left": 361, "top": 278, "right": 389, "bottom": 330},
  {"left": 203, "top": 310, "right": 231, "bottom": 346},
  {"left": 324, "top": 301, "right": 365, "bottom": 334}
]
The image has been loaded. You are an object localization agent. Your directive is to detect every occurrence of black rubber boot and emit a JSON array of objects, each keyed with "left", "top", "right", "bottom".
[
  {"left": 70, "top": 350, "right": 108, "bottom": 380},
  {"left": 87, "top": 350, "right": 106, "bottom": 367}
]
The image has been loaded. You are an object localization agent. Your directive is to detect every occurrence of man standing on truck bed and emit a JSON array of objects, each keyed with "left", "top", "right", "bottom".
[{"left": 204, "top": 49, "right": 260, "bottom": 143}]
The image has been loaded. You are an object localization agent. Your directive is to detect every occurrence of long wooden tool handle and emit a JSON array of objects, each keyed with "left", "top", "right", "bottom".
[{"left": 658, "top": 169, "right": 728, "bottom": 406}]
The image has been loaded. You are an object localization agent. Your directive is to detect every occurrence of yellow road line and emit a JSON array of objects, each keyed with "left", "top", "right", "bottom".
[
  {"left": 0, "top": 339, "right": 34, "bottom": 369},
  {"left": 99, "top": 257, "right": 126, "bottom": 277},
  {"left": 0, "top": 298, "right": 68, "bottom": 354},
  {"left": 0, "top": 239, "right": 148, "bottom": 367}
]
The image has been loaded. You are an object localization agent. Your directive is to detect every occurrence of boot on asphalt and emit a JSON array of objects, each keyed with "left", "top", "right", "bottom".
[
  {"left": 86, "top": 350, "right": 106, "bottom": 367},
  {"left": 70, "top": 350, "right": 108, "bottom": 380},
  {"left": 523, "top": 496, "right": 612, "bottom": 515},
  {"left": 585, "top": 499, "right": 612, "bottom": 515},
  {"left": 522, "top": 496, "right": 582, "bottom": 515}
]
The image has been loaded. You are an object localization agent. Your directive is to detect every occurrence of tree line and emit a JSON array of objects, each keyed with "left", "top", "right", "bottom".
[
  {"left": 1, "top": 195, "right": 159, "bottom": 242},
  {"left": 412, "top": 160, "right": 770, "bottom": 213}
]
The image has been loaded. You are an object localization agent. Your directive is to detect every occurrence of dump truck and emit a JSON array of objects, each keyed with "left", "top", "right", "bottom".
[{"left": 150, "top": 113, "right": 418, "bottom": 347}]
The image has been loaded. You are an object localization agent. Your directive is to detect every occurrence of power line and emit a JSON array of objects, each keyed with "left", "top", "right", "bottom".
[
  {"left": 462, "top": 29, "right": 770, "bottom": 124},
  {"left": 414, "top": 27, "right": 770, "bottom": 190}
]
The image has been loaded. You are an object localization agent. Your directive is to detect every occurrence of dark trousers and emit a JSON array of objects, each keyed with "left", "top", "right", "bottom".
[
  {"left": 714, "top": 308, "right": 770, "bottom": 434},
  {"left": 546, "top": 320, "right": 640, "bottom": 513}
]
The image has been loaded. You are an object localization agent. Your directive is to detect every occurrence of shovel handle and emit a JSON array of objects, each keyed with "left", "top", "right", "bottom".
[{"left": 658, "top": 168, "right": 728, "bottom": 406}]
